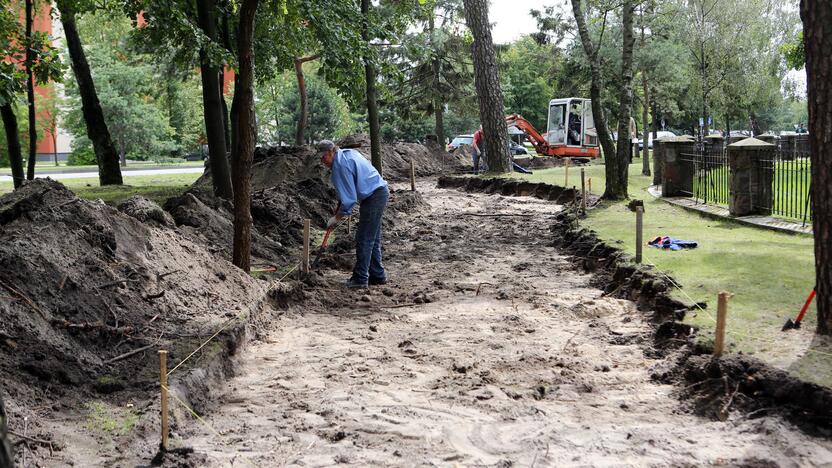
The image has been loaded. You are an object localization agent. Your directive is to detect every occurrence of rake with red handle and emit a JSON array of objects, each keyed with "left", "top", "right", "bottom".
[{"left": 782, "top": 288, "right": 817, "bottom": 331}]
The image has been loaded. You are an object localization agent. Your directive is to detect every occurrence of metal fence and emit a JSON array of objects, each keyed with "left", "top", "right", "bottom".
[
  {"left": 759, "top": 138, "right": 812, "bottom": 225},
  {"left": 675, "top": 136, "right": 812, "bottom": 226},
  {"left": 680, "top": 143, "right": 731, "bottom": 207}
]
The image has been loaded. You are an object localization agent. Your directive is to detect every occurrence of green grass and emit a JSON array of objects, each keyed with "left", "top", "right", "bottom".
[
  {"left": 0, "top": 172, "right": 200, "bottom": 205},
  {"left": 511, "top": 155, "right": 829, "bottom": 387},
  {"left": 85, "top": 400, "right": 139, "bottom": 436}
]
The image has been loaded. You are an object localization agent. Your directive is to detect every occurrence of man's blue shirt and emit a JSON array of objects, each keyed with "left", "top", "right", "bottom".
[{"left": 331, "top": 148, "right": 387, "bottom": 216}]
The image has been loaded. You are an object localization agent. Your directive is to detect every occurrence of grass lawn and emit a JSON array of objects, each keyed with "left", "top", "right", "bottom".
[
  {"left": 0, "top": 172, "right": 201, "bottom": 206},
  {"left": 511, "top": 155, "right": 829, "bottom": 387}
]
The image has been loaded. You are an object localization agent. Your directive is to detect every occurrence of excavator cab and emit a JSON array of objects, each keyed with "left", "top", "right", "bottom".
[
  {"left": 504, "top": 97, "right": 600, "bottom": 160},
  {"left": 546, "top": 98, "right": 599, "bottom": 158}
]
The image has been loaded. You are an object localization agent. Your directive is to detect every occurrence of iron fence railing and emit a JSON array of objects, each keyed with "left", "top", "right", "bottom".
[
  {"left": 765, "top": 144, "right": 812, "bottom": 226},
  {"left": 680, "top": 143, "right": 730, "bottom": 207}
]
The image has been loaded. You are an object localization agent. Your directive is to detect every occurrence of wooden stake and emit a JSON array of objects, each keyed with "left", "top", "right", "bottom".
[
  {"left": 714, "top": 292, "right": 729, "bottom": 357},
  {"left": 301, "top": 219, "right": 310, "bottom": 274},
  {"left": 410, "top": 159, "right": 416, "bottom": 191},
  {"left": 346, "top": 215, "right": 351, "bottom": 235},
  {"left": 588, "top": 177, "right": 592, "bottom": 194},
  {"left": 159, "top": 350, "right": 169, "bottom": 451},
  {"left": 564, "top": 158, "right": 570, "bottom": 187},
  {"left": 635, "top": 206, "right": 644, "bottom": 263},
  {"left": 580, "top": 168, "right": 587, "bottom": 214}
]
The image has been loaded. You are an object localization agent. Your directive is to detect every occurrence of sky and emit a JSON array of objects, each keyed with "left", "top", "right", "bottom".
[{"left": 490, "top": 0, "right": 560, "bottom": 44}]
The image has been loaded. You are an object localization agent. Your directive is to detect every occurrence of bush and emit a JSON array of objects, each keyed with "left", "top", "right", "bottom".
[{"left": 67, "top": 148, "right": 97, "bottom": 166}]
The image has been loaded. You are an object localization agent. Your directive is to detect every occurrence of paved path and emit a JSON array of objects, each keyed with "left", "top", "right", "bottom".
[
  {"left": 0, "top": 166, "right": 205, "bottom": 183},
  {"left": 648, "top": 185, "right": 812, "bottom": 236}
]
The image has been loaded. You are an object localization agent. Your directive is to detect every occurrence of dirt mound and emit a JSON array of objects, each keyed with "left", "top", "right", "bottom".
[
  {"left": 164, "top": 190, "right": 291, "bottom": 264},
  {"left": 0, "top": 179, "right": 266, "bottom": 426},
  {"left": 168, "top": 143, "right": 433, "bottom": 266},
  {"left": 117, "top": 195, "right": 174, "bottom": 227},
  {"left": 336, "top": 134, "right": 468, "bottom": 180}
]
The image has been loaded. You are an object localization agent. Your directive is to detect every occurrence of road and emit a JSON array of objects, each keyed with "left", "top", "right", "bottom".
[{"left": 0, "top": 166, "right": 205, "bottom": 182}]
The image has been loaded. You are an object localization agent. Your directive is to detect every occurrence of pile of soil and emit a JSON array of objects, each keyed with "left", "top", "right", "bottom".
[
  {"left": 167, "top": 139, "right": 447, "bottom": 266},
  {"left": 0, "top": 179, "right": 267, "bottom": 456}
]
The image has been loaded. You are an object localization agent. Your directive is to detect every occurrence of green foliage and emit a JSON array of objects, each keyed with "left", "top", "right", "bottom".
[
  {"left": 67, "top": 147, "right": 97, "bottom": 166},
  {"left": 255, "top": 64, "right": 359, "bottom": 144},
  {"left": 62, "top": 12, "right": 179, "bottom": 162},
  {"left": 499, "top": 36, "right": 560, "bottom": 130},
  {"left": 781, "top": 30, "right": 805, "bottom": 70}
]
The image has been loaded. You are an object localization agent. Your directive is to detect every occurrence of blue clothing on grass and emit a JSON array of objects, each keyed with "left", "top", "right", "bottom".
[
  {"left": 648, "top": 236, "right": 698, "bottom": 251},
  {"left": 330, "top": 148, "right": 387, "bottom": 216}
]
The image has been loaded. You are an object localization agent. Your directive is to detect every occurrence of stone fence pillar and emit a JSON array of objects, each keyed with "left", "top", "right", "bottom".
[
  {"left": 652, "top": 139, "right": 665, "bottom": 186},
  {"left": 661, "top": 137, "right": 696, "bottom": 197},
  {"left": 728, "top": 137, "right": 776, "bottom": 216},
  {"left": 779, "top": 134, "right": 796, "bottom": 161}
]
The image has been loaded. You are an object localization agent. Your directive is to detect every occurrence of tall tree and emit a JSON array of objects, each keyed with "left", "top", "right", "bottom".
[
  {"left": 0, "top": 1, "right": 60, "bottom": 188},
  {"left": 609, "top": 0, "right": 635, "bottom": 199},
  {"left": 802, "top": 0, "right": 832, "bottom": 334},
  {"left": 56, "top": 0, "right": 123, "bottom": 185},
  {"left": 293, "top": 53, "right": 320, "bottom": 145},
  {"left": 196, "top": 0, "right": 233, "bottom": 198},
  {"left": 462, "top": 0, "right": 510, "bottom": 172},
  {"left": 230, "top": 0, "right": 258, "bottom": 271},
  {"left": 24, "top": 0, "right": 36, "bottom": 180},
  {"left": 570, "top": 0, "right": 616, "bottom": 178},
  {"left": 361, "top": 0, "right": 382, "bottom": 174},
  {"left": 0, "top": 103, "right": 23, "bottom": 189}
]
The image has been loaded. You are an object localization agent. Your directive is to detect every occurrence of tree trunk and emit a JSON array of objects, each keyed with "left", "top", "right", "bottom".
[
  {"left": 292, "top": 54, "right": 320, "bottom": 146},
  {"left": 749, "top": 112, "right": 762, "bottom": 136},
  {"left": 361, "top": 0, "right": 383, "bottom": 174},
  {"left": 641, "top": 72, "right": 650, "bottom": 176},
  {"left": 53, "top": 131, "right": 58, "bottom": 166},
  {"left": 119, "top": 142, "right": 126, "bottom": 167},
  {"left": 463, "top": 0, "right": 511, "bottom": 173},
  {"left": 570, "top": 0, "right": 616, "bottom": 167},
  {"left": 651, "top": 94, "right": 659, "bottom": 185},
  {"left": 196, "top": 0, "right": 233, "bottom": 198},
  {"left": 610, "top": 0, "right": 636, "bottom": 200},
  {"left": 294, "top": 58, "right": 308, "bottom": 146},
  {"left": 25, "top": 0, "right": 37, "bottom": 180},
  {"left": 1, "top": 104, "right": 25, "bottom": 189},
  {"left": 59, "top": 4, "right": 123, "bottom": 185},
  {"left": 230, "top": 0, "right": 259, "bottom": 272},
  {"left": 801, "top": 0, "right": 832, "bottom": 334},
  {"left": 429, "top": 11, "right": 445, "bottom": 147}
]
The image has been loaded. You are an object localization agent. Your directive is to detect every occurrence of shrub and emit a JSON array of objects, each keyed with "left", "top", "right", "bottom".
[{"left": 67, "top": 148, "right": 97, "bottom": 166}]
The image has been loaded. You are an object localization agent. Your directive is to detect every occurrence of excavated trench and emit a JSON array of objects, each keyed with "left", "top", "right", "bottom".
[
  {"left": 167, "top": 181, "right": 832, "bottom": 466},
  {"left": 439, "top": 175, "right": 832, "bottom": 437}
]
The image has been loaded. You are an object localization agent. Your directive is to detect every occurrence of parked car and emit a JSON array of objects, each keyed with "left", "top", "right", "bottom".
[
  {"left": 447, "top": 135, "right": 473, "bottom": 152},
  {"left": 510, "top": 141, "right": 529, "bottom": 156},
  {"left": 637, "top": 130, "right": 678, "bottom": 150}
]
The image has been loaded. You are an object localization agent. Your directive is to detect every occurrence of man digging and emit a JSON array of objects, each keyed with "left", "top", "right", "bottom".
[{"left": 318, "top": 140, "right": 390, "bottom": 289}]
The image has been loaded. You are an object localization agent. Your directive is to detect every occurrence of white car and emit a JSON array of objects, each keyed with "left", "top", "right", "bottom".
[{"left": 637, "top": 131, "right": 678, "bottom": 150}]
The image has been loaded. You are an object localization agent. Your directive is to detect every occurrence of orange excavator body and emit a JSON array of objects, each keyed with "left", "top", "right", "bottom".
[{"left": 506, "top": 111, "right": 600, "bottom": 159}]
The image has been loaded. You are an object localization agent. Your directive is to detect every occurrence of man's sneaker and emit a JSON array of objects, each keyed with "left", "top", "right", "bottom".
[
  {"left": 368, "top": 276, "right": 388, "bottom": 285},
  {"left": 345, "top": 278, "right": 369, "bottom": 289}
]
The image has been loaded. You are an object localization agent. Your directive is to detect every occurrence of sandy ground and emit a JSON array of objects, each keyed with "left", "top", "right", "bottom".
[{"left": 177, "top": 183, "right": 832, "bottom": 467}]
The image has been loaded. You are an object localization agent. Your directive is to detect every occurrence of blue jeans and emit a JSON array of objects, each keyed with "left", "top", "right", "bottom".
[{"left": 352, "top": 186, "right": 389, "bottom": 283}]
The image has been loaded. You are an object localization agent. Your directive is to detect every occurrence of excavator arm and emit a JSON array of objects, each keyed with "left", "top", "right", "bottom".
[{"left": 505, "top": 114, "right": 553, "bottom": 156}]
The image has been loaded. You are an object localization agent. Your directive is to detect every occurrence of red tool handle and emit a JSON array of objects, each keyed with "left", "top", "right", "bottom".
[{"left": 795, "top": 288, "right": 817, "bottom": 324}]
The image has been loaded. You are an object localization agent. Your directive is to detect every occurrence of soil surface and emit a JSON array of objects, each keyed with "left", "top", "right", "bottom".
[{"left": 174, "top": 182, "right": 832, "bottom": 467}]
